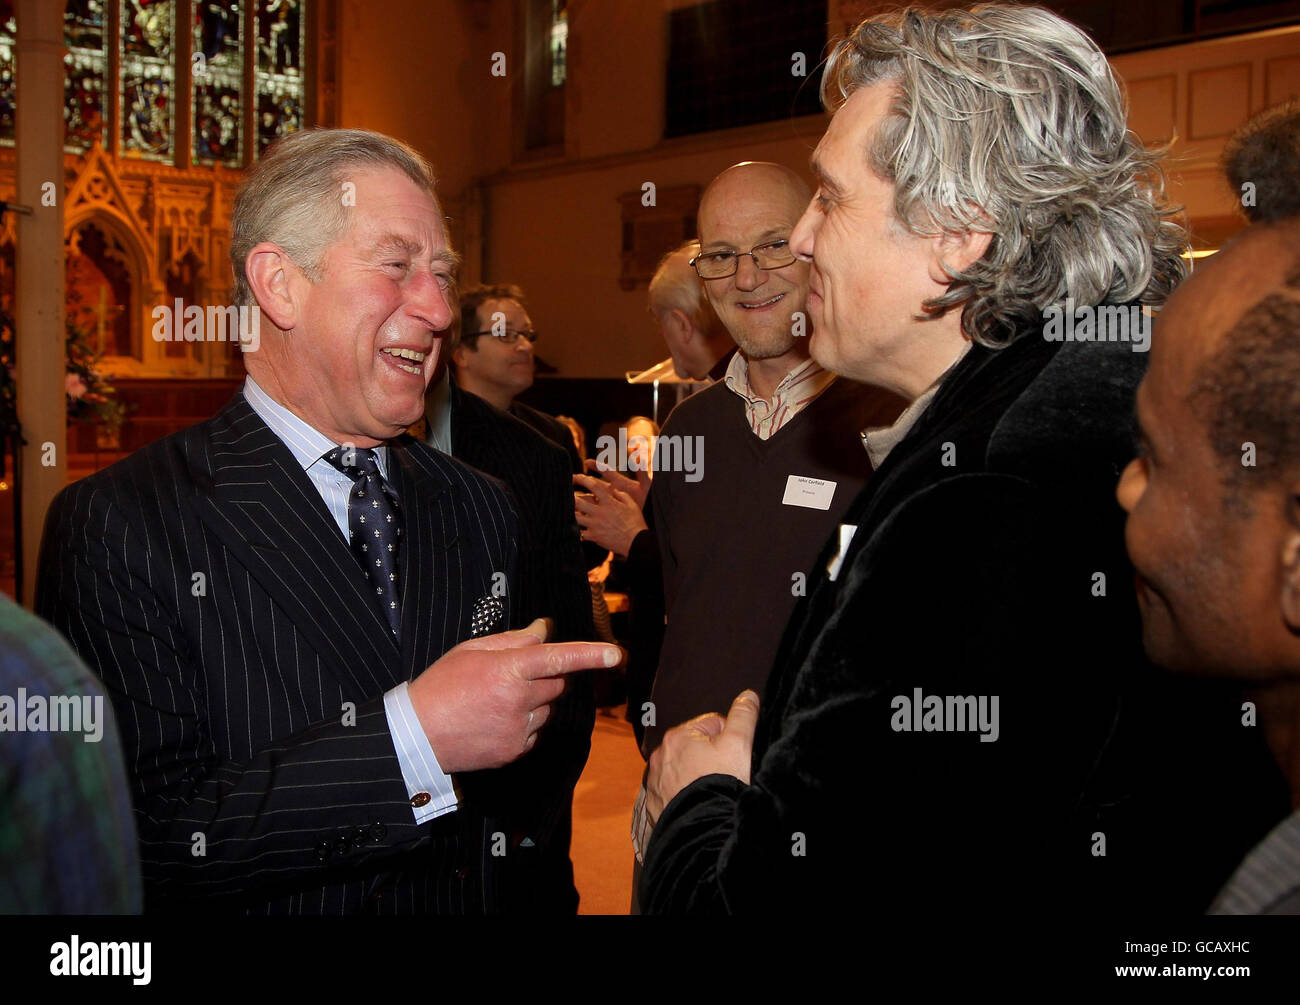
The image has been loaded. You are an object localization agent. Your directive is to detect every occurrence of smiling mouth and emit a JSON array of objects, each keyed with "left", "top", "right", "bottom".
[
  {"left": 381, "top": 346, "right": 426, "bottom": 375},
  {"left": 738, "top": 293, "right": 785, "bottom": 310}
]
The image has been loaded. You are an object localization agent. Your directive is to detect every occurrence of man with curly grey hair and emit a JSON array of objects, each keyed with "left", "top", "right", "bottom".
[{"left": 641, "top": 4, "right": 1285, "bottom": 914}]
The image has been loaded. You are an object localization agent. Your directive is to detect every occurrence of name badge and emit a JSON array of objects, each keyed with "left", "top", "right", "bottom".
[
  {"left": 782, "top": 475, "right": 837, "bottom": 511},
  {"left": 826, "top": 524, "right": 858, "bottom": 582}
]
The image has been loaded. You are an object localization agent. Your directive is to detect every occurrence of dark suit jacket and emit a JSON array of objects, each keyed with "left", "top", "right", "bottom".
[
  {"left": 35, "top": 393, "right": 520, "bottom": 914},
  {"left": 641, "top": 333, "right": 1288, "bottom": 915},
  {"left": 510, "top": 400, "right": 582, "bottom": 475},
  {"left": 440, "top": 380, "right": 595, "bottom": 913}
]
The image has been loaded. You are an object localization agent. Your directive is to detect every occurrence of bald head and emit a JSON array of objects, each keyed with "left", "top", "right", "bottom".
[{"left": 698, "top": 162, "right": 812, "bottom": 239}]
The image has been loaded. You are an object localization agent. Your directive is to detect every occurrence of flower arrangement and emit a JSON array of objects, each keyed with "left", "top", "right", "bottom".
[
  {"left": 64, "top": 312, "right": 126, "bottom": 438},
  {"left": 0, "top": 291, "right": 128, "bottom": 447}
]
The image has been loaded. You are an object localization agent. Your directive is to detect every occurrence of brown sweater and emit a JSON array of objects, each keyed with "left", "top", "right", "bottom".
[{"left": 644, "top": 375, "right": 904, "bottom": 755}]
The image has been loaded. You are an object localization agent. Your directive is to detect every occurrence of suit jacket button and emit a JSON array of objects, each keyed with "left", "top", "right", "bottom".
[
  {"left": 456, "top": 866, "right": 470, "bottom": 880},
  {"left": 369, "top": 822, "right": 387, "bottom": 841},
  {"left": 316, "top": 841, "right": 332, "bottom": 862},
  {"left": 352, "top": 826, "right": 370, "bottom": 845},
  {"left": 410, "top": 792, "right": 431, "bottom": 808},
  {"left": 335, "top": 836, "right": 352, "bottom": 856}
]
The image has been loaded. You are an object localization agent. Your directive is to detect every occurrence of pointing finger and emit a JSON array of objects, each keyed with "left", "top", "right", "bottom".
[{"left": 519, "top": 641, "right": 624, "bottom": 681}]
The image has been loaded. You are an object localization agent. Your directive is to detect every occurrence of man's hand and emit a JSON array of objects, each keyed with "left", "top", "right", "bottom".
[
  {"left": 645, "top": 690, "right": 759, "bottom": 824},
  {"left": 408, "top": 618, "right": 623, "bottom": 773},
  {"left": 584, "top": 457, "right": 651, "bottom": 509},
  {"left": 573, "top": 471, "right": 648, "bottom": 558}
]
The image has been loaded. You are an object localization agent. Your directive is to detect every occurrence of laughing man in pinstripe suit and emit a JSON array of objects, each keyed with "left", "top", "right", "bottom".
[{"left": 35, "top": 129, "right": 620, "bottom": 914}]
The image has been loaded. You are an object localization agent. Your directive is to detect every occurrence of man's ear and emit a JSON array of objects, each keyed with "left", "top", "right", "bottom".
[
  {"left": 245, "top": 242, "right": 300, "bottom": 331},
  {"left": 928, "top": 228, "right": 993, "bottom": 285},
  {"left": 1280, "top": 491, "right": 1300, "bottom": 633},
  {"left": 668, "top": 309, "right": 693, "bottom": 346},
  {"left": 451, "top": 342, "right": 473, "bottom": 370}
]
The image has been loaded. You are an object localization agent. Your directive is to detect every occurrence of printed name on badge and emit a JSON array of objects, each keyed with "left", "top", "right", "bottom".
[{"left": 782, "top": 475, "right": 837, "bottom": 511}]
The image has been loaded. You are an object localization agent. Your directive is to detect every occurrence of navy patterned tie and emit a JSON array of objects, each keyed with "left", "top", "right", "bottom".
[{"left": 323, "top": 446, "right": 403, "bottom": 642}]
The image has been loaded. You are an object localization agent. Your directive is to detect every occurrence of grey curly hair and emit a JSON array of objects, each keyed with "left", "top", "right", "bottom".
[{"left": 822, "top": 4, "right": 1188, "bottom": 347}]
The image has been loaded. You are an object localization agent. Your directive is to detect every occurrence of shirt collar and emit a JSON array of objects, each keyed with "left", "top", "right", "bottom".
[
  {"left": 860, "top": 343, "right": 971, "bottom": 469},
  {"left": 243, "top": 375, "right": 390, "bottom": 480},
  {"left": 422, "top": 369, "right": 454, "bottom": 455},
  {"left": 722, "top": 352, "right": 830, "bottom": 405}
]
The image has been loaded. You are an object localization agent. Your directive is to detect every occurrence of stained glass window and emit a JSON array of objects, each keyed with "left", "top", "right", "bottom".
[
  {"left": 1, "top": 0, "right": 310, "bottom": 164},
  {"left": 0, "top": 2, "right": 15, "bottom": 147},
  {"left": 64, "top": 0, "right": 109, "bottom": 152},
  {"left": 253, "top": 0, "right": 303, "bottom": 157},
  {"left": 192, "top": 1, "right": 242, "bottom": 165},
  {"left": 120, "top": 0, "right": 176, "bottom": 161},
  {"left": 549, "top": 0, "right": 567, "bottom": 88}
]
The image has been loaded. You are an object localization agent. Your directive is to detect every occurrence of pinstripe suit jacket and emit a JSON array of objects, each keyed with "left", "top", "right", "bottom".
[{"left": 35, "top": 393, "right": 518, "bottom": 914}]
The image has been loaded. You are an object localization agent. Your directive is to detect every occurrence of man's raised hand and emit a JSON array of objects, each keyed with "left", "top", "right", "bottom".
[{"left": 573, "top": 471, "right": 648, "bottom": 558}]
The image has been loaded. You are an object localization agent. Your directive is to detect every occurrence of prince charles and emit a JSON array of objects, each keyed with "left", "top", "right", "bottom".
[{"left": 35, "top": 128, "right": 618, "bottom": 914}]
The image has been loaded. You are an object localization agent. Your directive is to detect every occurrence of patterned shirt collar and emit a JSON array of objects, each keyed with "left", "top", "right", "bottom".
[
  {"left": 243, "top": 375, "right": 389, "bottom": 480},
  {"left": 722, "top": 353, "right": 836, "bottom": 440}
]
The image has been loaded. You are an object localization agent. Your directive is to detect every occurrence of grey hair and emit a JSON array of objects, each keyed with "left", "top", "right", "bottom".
[
  {"left": 648, "top": 240, "right": 725, "bottom": 339},
  {"left": 822, "top": 4, "right": 1188, "bottom": 347},
  {"left": 230, "top": 128, "right": 438, "bottom": 307}
]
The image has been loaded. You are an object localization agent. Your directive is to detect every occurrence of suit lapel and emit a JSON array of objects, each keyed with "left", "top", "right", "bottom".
[{"left": 188, "top": 395, "right": 405, "bottom": 698}]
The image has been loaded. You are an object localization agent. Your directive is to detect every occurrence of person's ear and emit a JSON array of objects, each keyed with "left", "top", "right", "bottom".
[
  {"left": 245, "top": 242, "right": 300, "bottom": 331},
  {"left": 1280, "top": 491, "right": 1300, "bottom": 633},
  {"left": 451, "top": 342, "right": 474, "bottom": 370},
  {"left": 668, "top": 309, "right": 693, "bottom": 346},
  {"left": 928, "top": 227, "right": 993, "bottom": 286}
]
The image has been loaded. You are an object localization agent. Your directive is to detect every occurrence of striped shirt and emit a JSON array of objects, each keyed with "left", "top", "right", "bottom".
[
  {"left": 243, "top": 376, "right": 458, "bottom": 826},
  {"left": 722, "top": 352, "right": 836, "bottom": 440},
  {"left": 1209, "top": 809, "right": 1300, "bottom": 914}
]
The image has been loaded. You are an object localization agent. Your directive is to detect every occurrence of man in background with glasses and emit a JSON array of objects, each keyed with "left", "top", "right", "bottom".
[
  {"left": 449, "top": 283, "right": 582, "bottom": 474},
  {"left": 421, "top": 281, "right": 595, "bottom": 913},
  {"left": 625, "top": 160, "right": 904, "bottom": 907}
]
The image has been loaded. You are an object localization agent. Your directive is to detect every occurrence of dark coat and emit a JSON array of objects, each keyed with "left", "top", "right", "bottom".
[
  {"left": 641, "top": 333, "right": 1288, "bottom": 915},
  {"left": 442, "top": 380, "right": 596, "bottom": 914},
  {"left": 36, "top": 394, "right": 519, "bottom": 914}
]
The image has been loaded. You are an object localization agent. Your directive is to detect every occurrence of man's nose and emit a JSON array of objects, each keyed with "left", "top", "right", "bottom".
[
  {"left": 733, "top": 253, "right": 767, "bottom": 291},
  {"left": 791, "top": 199, "right": 818, "bottom": 263},
  {"left": 407, "top": 271, "right": 453, "bottom": 331},
  {"left": 1115, "top": 457, "right": 1145, "bottom": 513}
]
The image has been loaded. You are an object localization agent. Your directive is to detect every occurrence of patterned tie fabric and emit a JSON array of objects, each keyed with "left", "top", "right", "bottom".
[
  {"left": 323, "top": 446, "right": 403, "bottom": 641},
  {"left": 469, "top": 596, "right": 505, "bottom": 638}
]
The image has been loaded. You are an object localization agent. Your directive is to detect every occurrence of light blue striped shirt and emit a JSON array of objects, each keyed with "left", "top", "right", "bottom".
[{"left": 242, "top": 377, "right": 458, "bottom": 825}]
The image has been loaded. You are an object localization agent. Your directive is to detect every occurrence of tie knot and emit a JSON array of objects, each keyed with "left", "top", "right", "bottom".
[{"left": 323, "top": 445, "right": 381, "bottom": 481}]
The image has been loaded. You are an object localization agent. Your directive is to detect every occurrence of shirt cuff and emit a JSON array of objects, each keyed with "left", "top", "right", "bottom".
[{"left": 383, "top": 682, "right": 459, "bottom": 825}]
